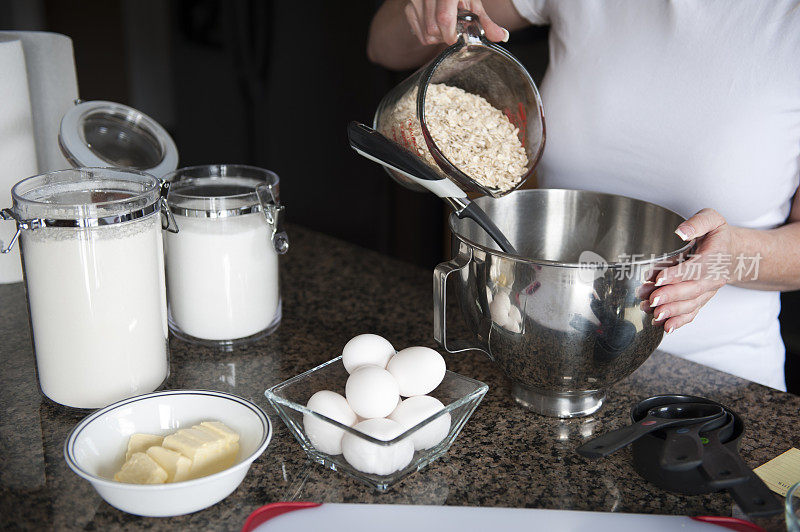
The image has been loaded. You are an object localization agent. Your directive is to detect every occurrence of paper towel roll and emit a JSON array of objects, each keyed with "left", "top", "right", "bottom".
[
  {"left": 0, "top": 37, "right": 39, "bottom": 284},
  {"left": 0, "top": 31, "right": 79, "bottom": 174}
]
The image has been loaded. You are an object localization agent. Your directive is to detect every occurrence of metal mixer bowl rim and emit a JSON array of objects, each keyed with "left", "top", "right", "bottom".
[{"left": 448, "top": 188, "right": 695, "bottom": 267}]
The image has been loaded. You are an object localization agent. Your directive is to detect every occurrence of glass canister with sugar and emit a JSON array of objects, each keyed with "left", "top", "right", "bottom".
[
  {"left": 163, "top": 164, "right": 288, "bottom": 348},
  {"left": 1, "top": 167, "right": 173, "bottom": 409}
]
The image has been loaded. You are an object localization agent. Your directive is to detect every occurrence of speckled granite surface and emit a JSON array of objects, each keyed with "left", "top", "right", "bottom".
[{"left": 1, "top": 225, "right": 797, "bottom": 530}]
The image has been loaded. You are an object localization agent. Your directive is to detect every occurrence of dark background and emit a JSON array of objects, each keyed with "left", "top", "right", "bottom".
[{"left": 1, "top": 0, "right": 797, "bottom": 393}]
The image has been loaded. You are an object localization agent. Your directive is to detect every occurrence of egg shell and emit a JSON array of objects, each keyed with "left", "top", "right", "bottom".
[
  {"left": 489, "top": 292, "right": 511, "bottom": 319},
  {"left": 341, "top": 418, "right": 414, "bottom": 475},
  {"left": 345, "top": 365, "right": 400, "bottom": 419},
  {"left": 389, "top": 395, "right": 451, "bottom": 451},
  {"left": 356, "top": 396, "right": 401, "bottom": 424},
  {"left": 386, "top": 346, "right": 446, "bottom": 397},
  {"left": 303, "top": 390, "right": 358, "bottom": 455},
  {"left": 342, "top": 334, "right": 396, "bottom": 374}
]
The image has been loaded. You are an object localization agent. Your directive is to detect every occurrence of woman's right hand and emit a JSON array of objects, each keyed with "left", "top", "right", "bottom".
[{"left": 404, "top": 0, "right": 510, "bottom": 46}]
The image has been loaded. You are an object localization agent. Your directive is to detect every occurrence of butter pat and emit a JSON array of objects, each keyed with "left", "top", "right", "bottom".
[
  {"left": 114, "top": 452, "right": 168, "bottom": 484},
  {"left": 163, "top": 425, "right": 239, "bottom": 479},
  {"left": 199, "top": 421, "right": 239, "bottom": 444},
  {"left": 125, "top": 433, "right": 164, "bottom": 461},
  {"left": 146, "top": 446, "right": 192, "bottom": 483}
]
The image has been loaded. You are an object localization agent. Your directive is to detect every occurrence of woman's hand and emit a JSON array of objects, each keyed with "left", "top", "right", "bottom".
[
  {"left": 368, "top": 0, "right": 525, "bottom": 70},
  {"left": 404, "top": 0, "right": 509, "bottom": 46},
  {"left": 649, "top": 209, "right": 737, "bottom": 333}
]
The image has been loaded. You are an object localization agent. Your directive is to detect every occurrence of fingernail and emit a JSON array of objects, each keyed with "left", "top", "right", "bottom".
[
  {"left": 501, "top": 28, "right": 510, "bottom": 42},
  {"left": 655, "top": 277, "right": 665, "bottom": 287},
  {"left": 667, "top": 325, "right": 675, "bottom": 334},
  {"left": 656, "top": 310, "right": 666, "bottom": 321},
  {"left": 675, "top": 226, "right": 693, "bottom": 241},
  {"left": 650, "top": 296, "right": 661, "bottom": 307}
]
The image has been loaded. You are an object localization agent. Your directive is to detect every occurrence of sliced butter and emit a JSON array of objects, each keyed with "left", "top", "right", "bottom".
[
  {"left": 115, "top": 421, "right": 240, "bottom": 483},
  {"left": 163, "top": 426, "right": 239, "bottom": 479},
  {"left": 198, "top": 421, "right": 240, "bottom": 444},
  {"left": 114, "top": 452, "right": 168, "bottom": 484},
  {"left": 125, "top": 433, "right": 164, "bottom": 461},
  {"left": 146, "top": 446, "right": 192, "bottom": 483}
]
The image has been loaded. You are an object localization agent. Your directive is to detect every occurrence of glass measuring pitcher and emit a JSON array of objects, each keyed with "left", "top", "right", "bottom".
[{"left": 374, "top": 11, "right": 545, "bottom": 198}]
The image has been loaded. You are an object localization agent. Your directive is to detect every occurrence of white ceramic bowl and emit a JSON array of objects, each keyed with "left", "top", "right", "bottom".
[{"left": 64, "top": 390, "right": 272, "bottom": 517}]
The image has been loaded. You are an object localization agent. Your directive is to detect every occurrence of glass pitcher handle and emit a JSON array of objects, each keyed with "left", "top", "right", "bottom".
[{"left": 456, "top": 10, "right": 485, "bottom": 45}]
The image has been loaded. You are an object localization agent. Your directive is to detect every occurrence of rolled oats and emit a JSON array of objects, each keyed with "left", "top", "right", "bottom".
[{"left": 381, "top": 83, "right": 528, "bottom": 192}]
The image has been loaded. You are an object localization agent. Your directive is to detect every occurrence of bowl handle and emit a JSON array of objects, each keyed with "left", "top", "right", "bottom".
[{"left": 433, "top": 248, "right": 490, "bottom": 357}]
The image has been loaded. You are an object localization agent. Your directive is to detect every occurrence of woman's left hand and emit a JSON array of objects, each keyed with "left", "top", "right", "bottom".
[{"left": 649, "top": 208, "right": 737, "bottom": 333}]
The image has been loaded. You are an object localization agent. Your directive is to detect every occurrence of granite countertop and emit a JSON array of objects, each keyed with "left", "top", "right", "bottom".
[{"left": 1, "top": 225, "right": 797, "bottom": 530}]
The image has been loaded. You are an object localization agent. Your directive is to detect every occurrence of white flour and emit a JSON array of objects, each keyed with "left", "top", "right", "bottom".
[
  {"left": 22, "top": 215, "right": 169, "bottom": 409},
  {"left": 165, "top": 212, "right": 279, "bottom": 341}
]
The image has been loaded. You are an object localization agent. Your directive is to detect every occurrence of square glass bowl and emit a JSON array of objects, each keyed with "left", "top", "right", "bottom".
[{"left": 265, "top": 356, "right": 488, "bottom": 490}]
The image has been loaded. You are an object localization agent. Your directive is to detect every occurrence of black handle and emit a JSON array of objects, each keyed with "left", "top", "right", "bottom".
[
  {"left": 577, "top": 417, "right": 673, "bottom": 458},
  {"left": 659, "top": 427, "right": 705, "bottom": 472},
  {"left": 699, "top": 433, "right": 781, "bottom": 517},
  {"left": 726, "top": 467, "right": 783, "bottom": 517},
  {"left": 346, "top": 122, "right": 443, "bottom": 182},
  {"left": 457, "top": 201, "right": 517, "bottom": 255},
  {"left": 700, "top": 441, "right": 750, "bottom": 489}
]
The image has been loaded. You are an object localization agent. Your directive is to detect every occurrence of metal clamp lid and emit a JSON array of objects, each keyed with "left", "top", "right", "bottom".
[
  {"left": 167, "top": 203, "right": 264, "bottom": 218},
  {"left": 255, "top": 182, "right": 288, "bottom": 254},
  {"left": 1, "top": 183, "right": 177, "bottom": 253}
]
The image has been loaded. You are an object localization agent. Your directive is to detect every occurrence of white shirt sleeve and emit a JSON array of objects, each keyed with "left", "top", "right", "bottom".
[{"left": 511, "top": 0, "right": 549, "bottom": 25}]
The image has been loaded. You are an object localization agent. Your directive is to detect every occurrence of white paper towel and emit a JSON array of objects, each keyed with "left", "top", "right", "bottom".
[
  {"left": 0, "top": 31, "right": 79, "bottom": 174},
  {"left": 0, "top": 37, "right": 39, "bottom": 284}
]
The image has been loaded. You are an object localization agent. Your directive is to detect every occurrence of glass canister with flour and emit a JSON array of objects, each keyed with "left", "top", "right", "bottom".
[
  {"left": 163, "top": 164, "right": 288, "bottom": 348},
  {"left": 0, "top": 168, "right": 172, "bottom": 409}
]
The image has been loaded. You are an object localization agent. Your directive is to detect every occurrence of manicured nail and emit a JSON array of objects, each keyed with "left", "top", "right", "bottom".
[
  {"left": 667, "top": 325, "right": 675, "bottom": 334},
  {"left": 501, "top": 28, "right": 510, "bottom": 42},
  {"left": 655, "top": 277, "right": 665, "bottom": 287},
  {"left": 675, "top": 226, "right": 692, "bottom": 241},
  {"left": 650, "top": 296, "right": 661, "bottom": 307},
  {"left": 656, "top": 310, "right": 666, "bottom": 321}
]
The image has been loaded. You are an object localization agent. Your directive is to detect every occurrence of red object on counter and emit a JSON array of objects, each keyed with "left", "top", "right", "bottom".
[
  {"left": 692, "top": 516, "right": 766, "bottom": 532},
  {"left": 241, "top": 502, "right": 321, "bottom": 532}
]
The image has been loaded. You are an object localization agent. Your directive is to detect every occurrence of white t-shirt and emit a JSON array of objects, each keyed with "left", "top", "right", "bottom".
[{"left": 512, "top": 0, "right": 800, "bottom": 390}]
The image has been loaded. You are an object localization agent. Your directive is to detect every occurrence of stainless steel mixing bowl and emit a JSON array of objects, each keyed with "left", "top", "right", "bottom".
[{"left": 434, "top": 189, "right": 693, "bottom": 418}]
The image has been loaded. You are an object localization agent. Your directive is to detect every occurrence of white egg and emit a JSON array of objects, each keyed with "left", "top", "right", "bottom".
[
  {"left": 356, "top": 396, "right": 401, "bottom": 424},
  {"left": 341, "top": 418, "right": 414, "bottom": 475},
  {"left": 342, "top": 334, "right": 396, "bottom": 374},
  {"left": 303, "top": 390, "right": 358, "bottom": 455},
  {"left": 386, "top": 346, "right": 446, "bottom": 397},
  {"left": 345, "top": 365, "right": 400, "bottom": 419},
  {"left": 389, "top": 395, "right": 451, "bottom": 451}
]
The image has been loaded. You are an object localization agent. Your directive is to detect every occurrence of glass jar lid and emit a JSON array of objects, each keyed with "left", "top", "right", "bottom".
[
  {"left": 163, "top": 164, "right": 288, "bottom": 254},
  {"left": 1, "top": 168, "right": 173, "bottom": 253},
  {"left": 10, "top": 167, "right": 162, "bottom": 224},
  {"left": 165, "top": 165, "right": 280, "bottom": 218},
  {"left": 59, "top": 101, "right": 179, "bottom": 179}
]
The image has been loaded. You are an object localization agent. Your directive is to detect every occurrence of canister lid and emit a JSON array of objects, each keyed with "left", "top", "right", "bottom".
[
  {"left": 164, "top": 165, "right": 280, "bottom": 218},
  {"left": 59, "top": 100, "right": 178, "bottom": 179},
  {"left": 167, "top": 176, "right": 265, "bottom": 218}
]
